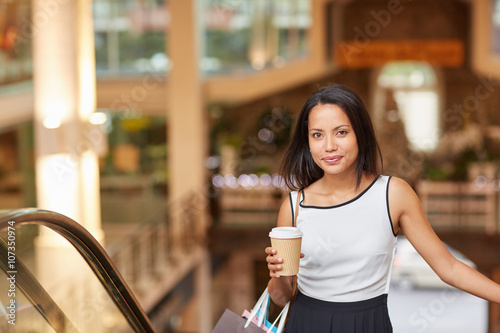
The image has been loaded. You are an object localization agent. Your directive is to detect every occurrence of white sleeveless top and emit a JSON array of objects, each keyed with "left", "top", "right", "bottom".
[{"left": 290, "top": 176, "right": 397, "bottom": 302}]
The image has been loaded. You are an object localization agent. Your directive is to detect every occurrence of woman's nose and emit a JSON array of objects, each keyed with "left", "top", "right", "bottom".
[{"left": 325, "top": 136, "right": 337, "bottom": 151}]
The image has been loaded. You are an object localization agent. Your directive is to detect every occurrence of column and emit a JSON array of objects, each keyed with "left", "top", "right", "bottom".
[
  {"left": 168, "top": 2, "right": 210, "bottom": 332},
  {"left": 32, "top": 0, "right": 104, "bottom": 330},
  {"left": 168, "top": 0, "right": 208, "bottom": 241},
  {"left": 32, "top": 0, "right": 103, "bottom": 238}
]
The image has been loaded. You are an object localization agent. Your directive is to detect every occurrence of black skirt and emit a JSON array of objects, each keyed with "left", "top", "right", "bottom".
[{"left": 284, "top": 292, "right": 393, "bottom": 333}]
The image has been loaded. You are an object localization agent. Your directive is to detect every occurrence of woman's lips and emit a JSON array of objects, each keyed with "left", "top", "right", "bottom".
[{"left": 322, "top": 156, "right": 342, "bottom": 164}]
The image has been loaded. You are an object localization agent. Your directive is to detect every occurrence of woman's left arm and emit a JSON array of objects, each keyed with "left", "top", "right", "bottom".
[{"left": 389, "top": 177, "right": 500, "bottom": 304}]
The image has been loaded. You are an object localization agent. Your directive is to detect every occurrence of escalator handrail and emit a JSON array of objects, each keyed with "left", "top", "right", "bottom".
[
  {"left": 0, "top": 236, "right": 78, "bottom": 332},
  {"left": 0, "top": 208, "right": 156, "bottom": 333}
]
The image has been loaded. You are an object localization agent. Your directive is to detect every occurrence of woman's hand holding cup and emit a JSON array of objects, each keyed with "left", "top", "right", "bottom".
[
  {"left": 266, "top": 226, "right": 304, "bottom": 279},
  {"left": 266, "top": 247, "right": 284, "bottom": 278},
  {"left": 266, "top": 246, "right": 305, "bottom": 278}
]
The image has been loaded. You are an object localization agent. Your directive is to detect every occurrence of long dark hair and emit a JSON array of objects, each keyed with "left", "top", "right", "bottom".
[{"left": 280, "top": 84, "right": 383, "bottom": 191}]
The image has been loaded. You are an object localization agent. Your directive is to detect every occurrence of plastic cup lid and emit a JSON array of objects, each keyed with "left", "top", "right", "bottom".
[{"left": 269, "top": 227, "right": 303, "bottom": 239}]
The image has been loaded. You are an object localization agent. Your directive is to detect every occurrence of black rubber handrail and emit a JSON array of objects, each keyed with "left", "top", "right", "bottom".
[{"left": 0, "top": 208, "right": 156, "bottom": 333}]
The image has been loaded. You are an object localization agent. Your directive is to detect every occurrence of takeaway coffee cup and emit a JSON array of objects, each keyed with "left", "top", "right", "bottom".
[{"left": 269, "top": 227, "right": 303, "bottom": 276}]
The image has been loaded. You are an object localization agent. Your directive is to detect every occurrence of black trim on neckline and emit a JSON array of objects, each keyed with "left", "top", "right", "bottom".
[
  {"left": 386, "top": 176, "right": 398, "bottom": 237},
  {"left": 289, "top": 192, "right": 295, "bottom": 226},
  {"left": 299, "top": 176, "right": 380, "bottom": 209}
]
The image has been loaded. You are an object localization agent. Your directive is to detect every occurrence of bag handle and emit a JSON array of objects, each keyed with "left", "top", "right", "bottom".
[
  {"left": 244, "top": 287, "right": 289, "bottom": 333},
  {"left": 266, "top": 301, "right": 290, "bottom": 333},
  {"left": 245, "top": 287, "right": 269, "bottom": 329}
]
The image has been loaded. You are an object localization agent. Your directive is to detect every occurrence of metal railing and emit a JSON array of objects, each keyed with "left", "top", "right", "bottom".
[
  {"left": 0, "top": 208, "right": 156, "bottom": 333},
  {"left": 0, "top": 235, "right": 77, "bottom": 332}
]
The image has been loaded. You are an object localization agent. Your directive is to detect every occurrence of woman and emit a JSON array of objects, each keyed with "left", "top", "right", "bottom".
[{"left": 265, "top": 84, "right": 500, "bottom": 332}]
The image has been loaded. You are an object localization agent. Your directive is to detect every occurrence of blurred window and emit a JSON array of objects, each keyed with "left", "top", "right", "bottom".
[
  {"left": 0, "top": 1, "right": 32, "bottom": 86},
  {"left": 200, "top": 0, "right": 311, "bottom": 75},
  {"left": 93, "top": 0, "right": 168, "bottom": 76},
  {"left": 92, "top": 0, "right": 311, "bottom": 77},
  {"left": 377, "top": 61, "right": 440, "bottom": 152},
  {"left": 492, "top": 0, "right": 500, "bottom": 55},
  {"left": 97, "top": 111, "right": 168, "bottom": 224}
]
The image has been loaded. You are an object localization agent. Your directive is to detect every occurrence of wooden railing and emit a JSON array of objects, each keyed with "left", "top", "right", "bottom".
[
  {"left": 417, "top": 180, "right": 499, "bottom": 234},
  {"left": 218, "top": 187, "right": 284, "bottom": 226}
]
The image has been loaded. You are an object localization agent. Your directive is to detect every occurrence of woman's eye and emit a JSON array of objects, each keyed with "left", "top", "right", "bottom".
[
  {"left": 337, "top": 130, "right": 347, "bottom": 136},
  {"left": 312, "top": 133, "right": 322, "bottom": 138}
]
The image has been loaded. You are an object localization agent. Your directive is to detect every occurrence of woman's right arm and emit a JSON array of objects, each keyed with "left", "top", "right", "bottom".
[{"left": 266, "top": 195, "right": 296, "bottom": 307}]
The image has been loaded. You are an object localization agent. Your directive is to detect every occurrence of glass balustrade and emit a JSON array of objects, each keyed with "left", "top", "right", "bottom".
[{"left": 0, "top": 211, "right": 154, "bottom": 332}]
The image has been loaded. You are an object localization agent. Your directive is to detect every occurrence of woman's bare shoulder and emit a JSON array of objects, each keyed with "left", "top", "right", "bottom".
[
  {"left": 388, "top": 176, "right": 416, "bottom": 193},
  {"left": 388, "top": 176, "right": 421, "bottom": 209}
]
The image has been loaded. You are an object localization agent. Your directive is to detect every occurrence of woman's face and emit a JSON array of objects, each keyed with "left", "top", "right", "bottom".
[{"left": 308, "top": 103, "right": 359, "bottom": 177}]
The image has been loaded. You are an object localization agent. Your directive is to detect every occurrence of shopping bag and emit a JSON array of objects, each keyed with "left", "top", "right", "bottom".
[
  {"left": 242, "top": 309, "right": 277, "bottom": 332},
  {"left": 212, "top": 309, "right": 266, "bottom": 333},
  {"left": 212, "top": 287, "right": 290, "bottom": 333},
  {"left": 244, "top": 287, "right": 289, "bottom": 333}
]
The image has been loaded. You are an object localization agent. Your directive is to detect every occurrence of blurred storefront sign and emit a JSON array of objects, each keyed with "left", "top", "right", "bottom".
[
  {"left": 335, "top": 39, "right": 464, "bottom": 68},
  {"left": 128, "top": 7, "right": 169, "bottom": 32},
  {"left": 205, "top": 8, "right": 235, "bottom": 30}
]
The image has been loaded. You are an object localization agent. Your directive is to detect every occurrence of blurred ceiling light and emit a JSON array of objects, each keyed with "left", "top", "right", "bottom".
[
  {"left": 409, "top": 70, "right": 425, "bottom": 87},
  {"left": 89, "top": 112, "right": 108, "bottom": 125},
  {"left": 212, "top": 174, "right": 225, "bottom": 188},
  {"left": 205, "top": 156, "right": 220, "bottom": 169},
  {"left": 251, "top": 54, "right": 266, "bottom": 70},
  {"left": 259, "top": 174, "right": 272, "bottom": 186},
  {"left": 42, "top": 117, "right": 62, "bottom": 129},
  {"left": 258, "top": 128, "right": 274, "bottom": 142}
]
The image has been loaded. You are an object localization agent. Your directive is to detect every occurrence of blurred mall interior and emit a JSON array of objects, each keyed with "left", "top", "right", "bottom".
[{"left": 1, "top": 0, "right": 500, "bottom": 332}]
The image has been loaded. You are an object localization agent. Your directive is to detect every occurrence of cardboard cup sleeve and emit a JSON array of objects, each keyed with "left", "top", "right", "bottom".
[{"left": 269, "top": 227, "right": 303, "bottom": 276}]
